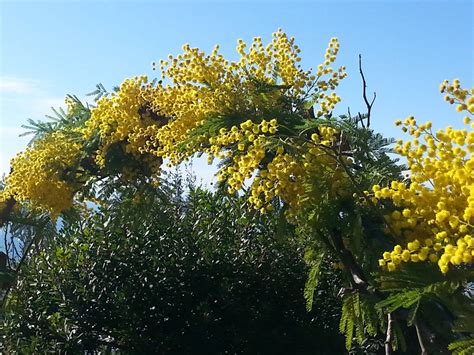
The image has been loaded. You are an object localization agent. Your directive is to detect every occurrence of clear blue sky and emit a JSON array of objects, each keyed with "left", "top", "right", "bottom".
[{"left": 1, "top": 0, "right": 473, "bottom": 182}]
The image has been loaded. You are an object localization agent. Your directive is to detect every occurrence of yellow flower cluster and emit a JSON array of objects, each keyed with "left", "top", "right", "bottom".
[
  {"left": 377, "top": 80, "right": 474, "bottom": 273},
  {"left": 4, "top": 132, "right": 82, "bottom": 217},
  {"left": 250, "top": 152, "right": 304, "bottom": 214},
  {"left": 143, "top": 30, "right": 345, "bottom": 164},
  {"left": 204, "top": 117, "right": 345, "bottom": 216},
  {"left": 211, "top": 120, "right": 276, "bottom": 188},
  {"left": 440, "top": 78, "right": 474, "bottom": 115},
  {"left": 83, "top": 76, "right": 161, "bottom": 171},
  {"left": 244, "top": 124, "right": 343, "bottom": 216},
  {"left": 314, "top": 38, "right": 346, "bottom": 117}
]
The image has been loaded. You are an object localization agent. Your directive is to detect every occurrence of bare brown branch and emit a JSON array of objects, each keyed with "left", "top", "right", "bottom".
[{"left": 358, "top": 54, "right": 376, "bottom": 128}]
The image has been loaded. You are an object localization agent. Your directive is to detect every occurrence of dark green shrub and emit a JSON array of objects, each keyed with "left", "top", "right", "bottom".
[{"left": 2, "top": 181, "right": 344, "bottom": 354}]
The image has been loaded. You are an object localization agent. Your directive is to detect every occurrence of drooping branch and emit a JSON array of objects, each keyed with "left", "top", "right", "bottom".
[{"left": 358, "top": 54, "right": 376, "bottom": 128}]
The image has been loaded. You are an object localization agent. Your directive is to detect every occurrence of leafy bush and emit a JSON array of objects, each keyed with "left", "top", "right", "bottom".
[{"left": 2, "top": 179, "right": 344, "bottom": 354}]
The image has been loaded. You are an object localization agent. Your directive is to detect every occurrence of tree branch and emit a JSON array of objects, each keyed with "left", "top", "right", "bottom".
[
  {"left": 3, "top": 223, "right": 10, "bottom": 269},
  {"left": 1, "top": 232, "right": 44, "bottom": 308},
  {"left": 385, "top": 313, "right": 394, "bottom": 355},
  {"left": 359, "top": 54, "right": 376, "bottom": 128},
  {"left": 414, "top": 319, "right": 428, "bottom": 355},
  {"left": 330, "top": 228, "right": 368, "bottom": 289}
]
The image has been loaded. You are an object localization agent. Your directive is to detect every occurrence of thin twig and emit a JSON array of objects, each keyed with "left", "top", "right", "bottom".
[
  {"left": 359, "top": 54, "right": 376, "bottom": 128},
  {"left": 358, "top": 112, "right": 366, "bottom": 129},
  {"left": 329, "top": 228, "right": 368, "bottom": 289},
  {"left": 385, "top": 313, "right": 394, "bottom": 355},
  {"left": 11, "top": 234, "right": 21, "bottom": 261},
  {"left": 1, "top": 232, "right": 44, "bottom": 308},
  {"left": 414, "top": 319, "right": 428, "bottom": 355},
  {"left": 3, "top": 223, "right": 10, "bottom": 269}
]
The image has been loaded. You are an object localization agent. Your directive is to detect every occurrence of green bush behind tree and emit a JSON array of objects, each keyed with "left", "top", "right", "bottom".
[{"left": 1, "top": 174, "right": 345, "bottom": 354}]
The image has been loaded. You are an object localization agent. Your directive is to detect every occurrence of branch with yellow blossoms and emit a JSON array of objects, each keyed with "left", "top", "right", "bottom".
[
  {"left": 375, "top": 80, "right": 474, "bottom": 274},
  {"left": 0, "top": 30, "right": 347, "bottom": 222}
]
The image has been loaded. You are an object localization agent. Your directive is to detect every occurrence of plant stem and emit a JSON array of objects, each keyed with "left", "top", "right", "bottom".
[
  {"left": 414, "top": 319, "right": 428, "bottom": 355},
  {"left": 385, "top": 313, "right": 393, "bottom": 355},
  {"left": 1, "top": 232, "right": 44, "bottom": 308}
]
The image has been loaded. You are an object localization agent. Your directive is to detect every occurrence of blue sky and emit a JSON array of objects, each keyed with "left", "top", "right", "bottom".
[{"left": 1, "top": 0, "right": 472, "bottom": 183}]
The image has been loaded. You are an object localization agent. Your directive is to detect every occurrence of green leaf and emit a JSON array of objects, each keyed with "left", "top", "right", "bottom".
[
  {"left": 303, "top": 250, "right": 324, "bottom": 311},
  {"left": 449, "top": 336, "right": 474, "bottom": 355},
  {"left": 407, "top": 300, "right": 420, "bottom": 326}
]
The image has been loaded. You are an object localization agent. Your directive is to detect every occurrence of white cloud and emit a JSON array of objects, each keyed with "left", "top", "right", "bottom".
[
  {"left": 0, "top": 75, "right": 98, "bottom": 176},
  {"left": 0, "top": 76, "right": 64, "bottom": 175},
  {"left": 0, "top": 77, "right": 42, "bottom": 95},
  {"left": 0, "top": 76, "right": 68, "bottom": 120}
]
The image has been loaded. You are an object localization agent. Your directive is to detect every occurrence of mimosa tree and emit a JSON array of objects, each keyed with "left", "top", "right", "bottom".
[{"left": 1, "top": 30, "right": 472, "bottom": 354}]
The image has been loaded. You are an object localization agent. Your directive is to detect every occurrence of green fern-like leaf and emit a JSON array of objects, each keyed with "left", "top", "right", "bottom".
[
  {"left": 340, "top": 294, "right": 356, "bottom": 350},
  {"left": 340, "top": 292, "right": 382, "bottom": 350},
  {"left": 303, "top": 250, "right": 325, "bottom": 311},
  {"left": 376, "top": 289, "right": 422, "bottom": 314},
  {"left": 391, "top": 319, "right": 407, "bottom": 352},
  {"left": 340, "top": 294, "right": 354, "bottom": 345},
  {"left": 449, "top": 336, "right": 474, "bottom": 355},
  {"left": 86, "top": 83, "right": 109, "bottom": 101}
]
